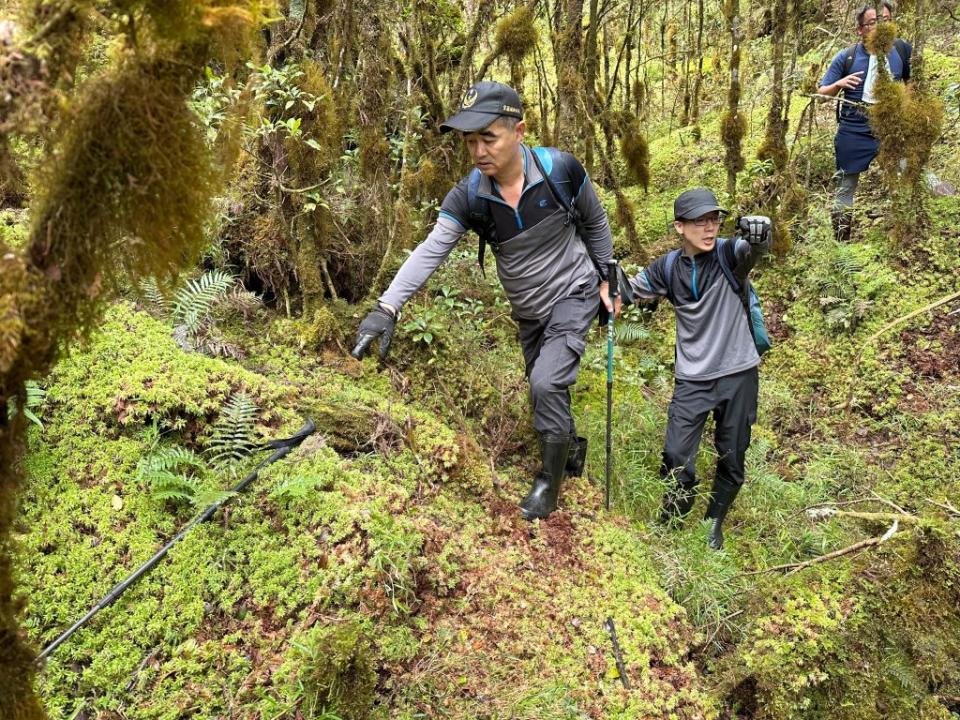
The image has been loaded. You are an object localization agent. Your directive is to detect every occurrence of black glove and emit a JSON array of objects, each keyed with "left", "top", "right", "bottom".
[
  {"left": 737, "top": 215, "right": 772, "bottom": 246},
  {"left": 351, "top": 305, "right": 397, "bottom": 360}
]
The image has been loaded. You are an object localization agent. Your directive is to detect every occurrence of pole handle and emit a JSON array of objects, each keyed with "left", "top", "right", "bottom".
[{"left": 607, "top": 261, "right": 619, "bottom": 303}]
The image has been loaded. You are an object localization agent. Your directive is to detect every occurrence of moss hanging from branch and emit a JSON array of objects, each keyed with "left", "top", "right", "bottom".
[
  {"left": 0, "top": 2, "right": 264, "bottom": 714},
  {"left": 620, "top": 114, "right": 650, "bottom": 192},
  {"left": 866, "top": 22, "right": 944, "bottom": 242}
]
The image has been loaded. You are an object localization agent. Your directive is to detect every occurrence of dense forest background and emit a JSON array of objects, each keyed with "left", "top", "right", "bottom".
[{"left": 0, "top": 0, "right": 959, "bottom": 718}]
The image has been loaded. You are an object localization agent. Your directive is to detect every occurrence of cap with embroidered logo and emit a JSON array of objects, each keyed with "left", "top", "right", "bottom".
[{"left": 440, "top": 81, "right": 523, "bottom": 134}]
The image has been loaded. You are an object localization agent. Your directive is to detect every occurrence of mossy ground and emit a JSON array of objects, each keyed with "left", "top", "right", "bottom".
[{"left": 13, "top": 30, "right": 960, "bottom": 720}]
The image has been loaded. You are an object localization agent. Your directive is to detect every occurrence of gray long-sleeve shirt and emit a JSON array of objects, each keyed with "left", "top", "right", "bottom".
[
  {"left": 628, "top": 236, "right": 769, "bottom": 381},
  {"left": 379, "top": 144, "right": 613, "bottom": 320}
]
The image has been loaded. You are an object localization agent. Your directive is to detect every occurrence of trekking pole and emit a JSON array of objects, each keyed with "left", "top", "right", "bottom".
[
  {"left": 36, "top": 419, "right": 316, "bottom": 664},
  {"left": 605, "top": 262, "right": 619, "bottom": 512},
  {"left": 604, "top": 616, "right": 631, "bottom": 690}
]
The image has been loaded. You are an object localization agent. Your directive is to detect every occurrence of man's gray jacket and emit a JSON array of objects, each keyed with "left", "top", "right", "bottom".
[{"left": 379, "top": 144, "right": 613, "bottom": 320}]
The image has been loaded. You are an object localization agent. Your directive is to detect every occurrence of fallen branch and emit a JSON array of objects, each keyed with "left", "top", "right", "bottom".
[{"left": 743, "top": 520, "right": 901, "bottom": 576}]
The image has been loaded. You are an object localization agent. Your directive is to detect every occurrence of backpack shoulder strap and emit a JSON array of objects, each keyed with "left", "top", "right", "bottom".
[
  {"left": 466, "top": 168, "right": 496, "bottom": 273},
  {"left": 531, "top": 146, "right": 574, "bottom": 213},
  {"left": 663, "top": 249, "right": 681, "bottom": 305},
  {"left": 842, "top": 44, "right": 857, "bottom": 76},
  {"left": 838, "top": 45, "right": 858, "bottom": 122},
  {"left": 893, "top": 38, "right": 911, "bottom": 81},
  {"left": 714, "top": 238, "right": 743, "bottom": 295}
]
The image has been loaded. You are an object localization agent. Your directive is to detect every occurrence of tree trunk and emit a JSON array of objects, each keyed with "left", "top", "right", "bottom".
[
  {"left": 555, "top": 0, "right": 585, "bottom": 152},
  {"left": 722, "top": 0, "right": 745, "bottom": 200}
]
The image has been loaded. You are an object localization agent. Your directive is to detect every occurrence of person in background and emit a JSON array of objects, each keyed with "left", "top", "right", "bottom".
[{"left": 818, "top": 1, "right": 912, "bottom": 241}]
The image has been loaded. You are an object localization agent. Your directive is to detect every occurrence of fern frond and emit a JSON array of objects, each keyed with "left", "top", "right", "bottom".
[
  {"left": 138, "top": 277, "right": 171, "bottom": 316},
  {"left": 207, "top": 392, "right": 259, "bottom": 467},
  {"left": 136, "top": 446, "right": 206, "bottom": 479},
  {"left": 270, "top": 475, "right": 323, "bottom": 502},
  {"left": 615, "top": 322, "right": 650, "bottom": 344},
  {"left": 190, "top": 489, "right": 237, "bottom": 508},
  {"left": 172, "top": 270, "right": 235, "bottom": 332},
  {"left": 147, "top": 470, "right": 202, "bottom": 504},
  {"left": 219, "top": 287, "right": 261, "bottom": 318}
]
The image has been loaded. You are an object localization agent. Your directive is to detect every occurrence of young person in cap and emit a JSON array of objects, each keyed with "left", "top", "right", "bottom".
[
  {"left": 818, "top": 1, "right": 911, "bottom": 241},
  {"left": 352, "top": 81, "right": 620, "bottom": 521},
  {"left": 626, "top": 189, "right": 771, "bottom": 549}
]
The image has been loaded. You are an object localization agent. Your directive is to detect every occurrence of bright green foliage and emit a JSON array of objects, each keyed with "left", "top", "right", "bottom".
[
  {"left": 274, "top": 618, "right": 378, "bottom": 720},
  {"left": 136, "top": 445, "right": 208, "bottom": 504}
]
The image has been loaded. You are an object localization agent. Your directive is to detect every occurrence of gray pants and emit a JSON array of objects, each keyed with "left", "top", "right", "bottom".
[
  {"left": 833, "top": 171, "right": 860, "bottom": 210},
  {"left": 662, "top": 366, "right": 759, "bottom": 490},
  {"left": 517, "top": 283, "right": 599, "bottom": 436}
]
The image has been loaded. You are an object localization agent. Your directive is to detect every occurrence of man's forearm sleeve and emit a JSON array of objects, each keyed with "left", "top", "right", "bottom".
[
  {"left": 378, "top": 214, "right": 467, "bottom": 310},
  {"left": 574, "top": 178, "right": 614, "bottom": 274}
]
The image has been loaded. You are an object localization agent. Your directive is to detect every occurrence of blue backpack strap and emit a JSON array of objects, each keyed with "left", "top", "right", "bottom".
[
  {"left": 466, "top": 168, "right": 496, "bottom": 274},
  {"left": 531, "top": 146, "right": 583, "bottom": 224},
  {"left": 663, "top": 249, "right": 681, "bottom": 305}
]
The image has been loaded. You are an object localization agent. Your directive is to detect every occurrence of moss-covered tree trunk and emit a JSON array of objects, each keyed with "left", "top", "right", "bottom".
[
  {"left": 0, "top": 4, "right": 262, "bottom": 715},
  {"left": 555, "top": 0, "right": 584, "bottom": 152},
  {"left": 689, "top": 0, "right": 705, "bottom": 130},
  {"left": 721, "top": 0, "right": 745, "bottom": 201},
  {"left": 583, "top": 0, "right": 600, "bottom": 171}
]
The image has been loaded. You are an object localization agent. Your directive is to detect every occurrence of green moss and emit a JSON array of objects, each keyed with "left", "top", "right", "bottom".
[
  {"left": 494, "top": 3, "right": 537, "bottom": 64},
  {"left": 621, "top": 116, "right": 651, "bottom": 192}
]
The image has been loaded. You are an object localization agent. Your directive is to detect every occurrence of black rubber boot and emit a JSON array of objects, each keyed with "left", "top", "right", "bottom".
[
  {"left": 659, "top": 483, "right": 697, "bottom": 527},
  {"left": 705, "top": 478, "right": 742, "bottom": 550},
  {"left": 566, "top": 435, "right": 588, "bottom": 477},
  {"left": 831, "top": 209, "right": 853, "bottom": 243},
  {"left": 520, "top": 433, "right": 570, "bottom": 521}
]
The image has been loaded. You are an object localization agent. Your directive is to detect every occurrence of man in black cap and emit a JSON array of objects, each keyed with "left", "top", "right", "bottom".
[
  {"left": 352, "top": 81, "right": 619, "bottom": 521},
  {"left": 626, "top": 189, "right": 771, "bottom": 549}
]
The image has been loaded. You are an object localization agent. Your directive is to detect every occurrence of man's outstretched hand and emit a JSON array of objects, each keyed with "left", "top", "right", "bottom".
[
  {"left": 737, "top": 215, "right": 772, "bottom": 246},
  {"left": 351, "top": 305, "right": 397, "bottom": 360}
]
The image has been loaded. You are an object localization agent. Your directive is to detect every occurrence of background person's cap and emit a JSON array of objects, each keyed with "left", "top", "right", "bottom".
[
  {"left": 674, "top": 188, "right": 727, "bottom": 220},
  {"left": 440, "top": 81, "right": 523, "bottom": 133}
]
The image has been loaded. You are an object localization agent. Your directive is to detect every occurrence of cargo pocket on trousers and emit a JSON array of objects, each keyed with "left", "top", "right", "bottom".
[{"left": 556, "top": 333, "right": 587, "bottom": 387}]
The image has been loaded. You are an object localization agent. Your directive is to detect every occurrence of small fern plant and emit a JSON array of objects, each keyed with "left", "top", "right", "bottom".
[
  {"left": 207, "top": 392, "right": 260, "bottom": 469},
  {"left": 172, "top": 269, "right": 235, "bottom": 332},
  {"left": 135, "top": 447, "right": 207, "bottom": 505},
  {"left": 7, "top": 380, "right": 46, "bottom": 429}
]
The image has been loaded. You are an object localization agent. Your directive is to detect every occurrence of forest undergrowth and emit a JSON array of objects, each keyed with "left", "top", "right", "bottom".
[{"left": 4, "top": 3, "right": 960, "bottom": 720}]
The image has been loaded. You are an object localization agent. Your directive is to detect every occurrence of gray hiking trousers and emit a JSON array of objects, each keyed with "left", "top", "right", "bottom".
[{"left": 517, "top": 281, "right": 600, "bottom": 436}]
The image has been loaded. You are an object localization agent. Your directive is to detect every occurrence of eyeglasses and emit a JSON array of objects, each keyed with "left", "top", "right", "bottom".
[{"left": 689, "top": 214, "right": 723, "bottom": 227}]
